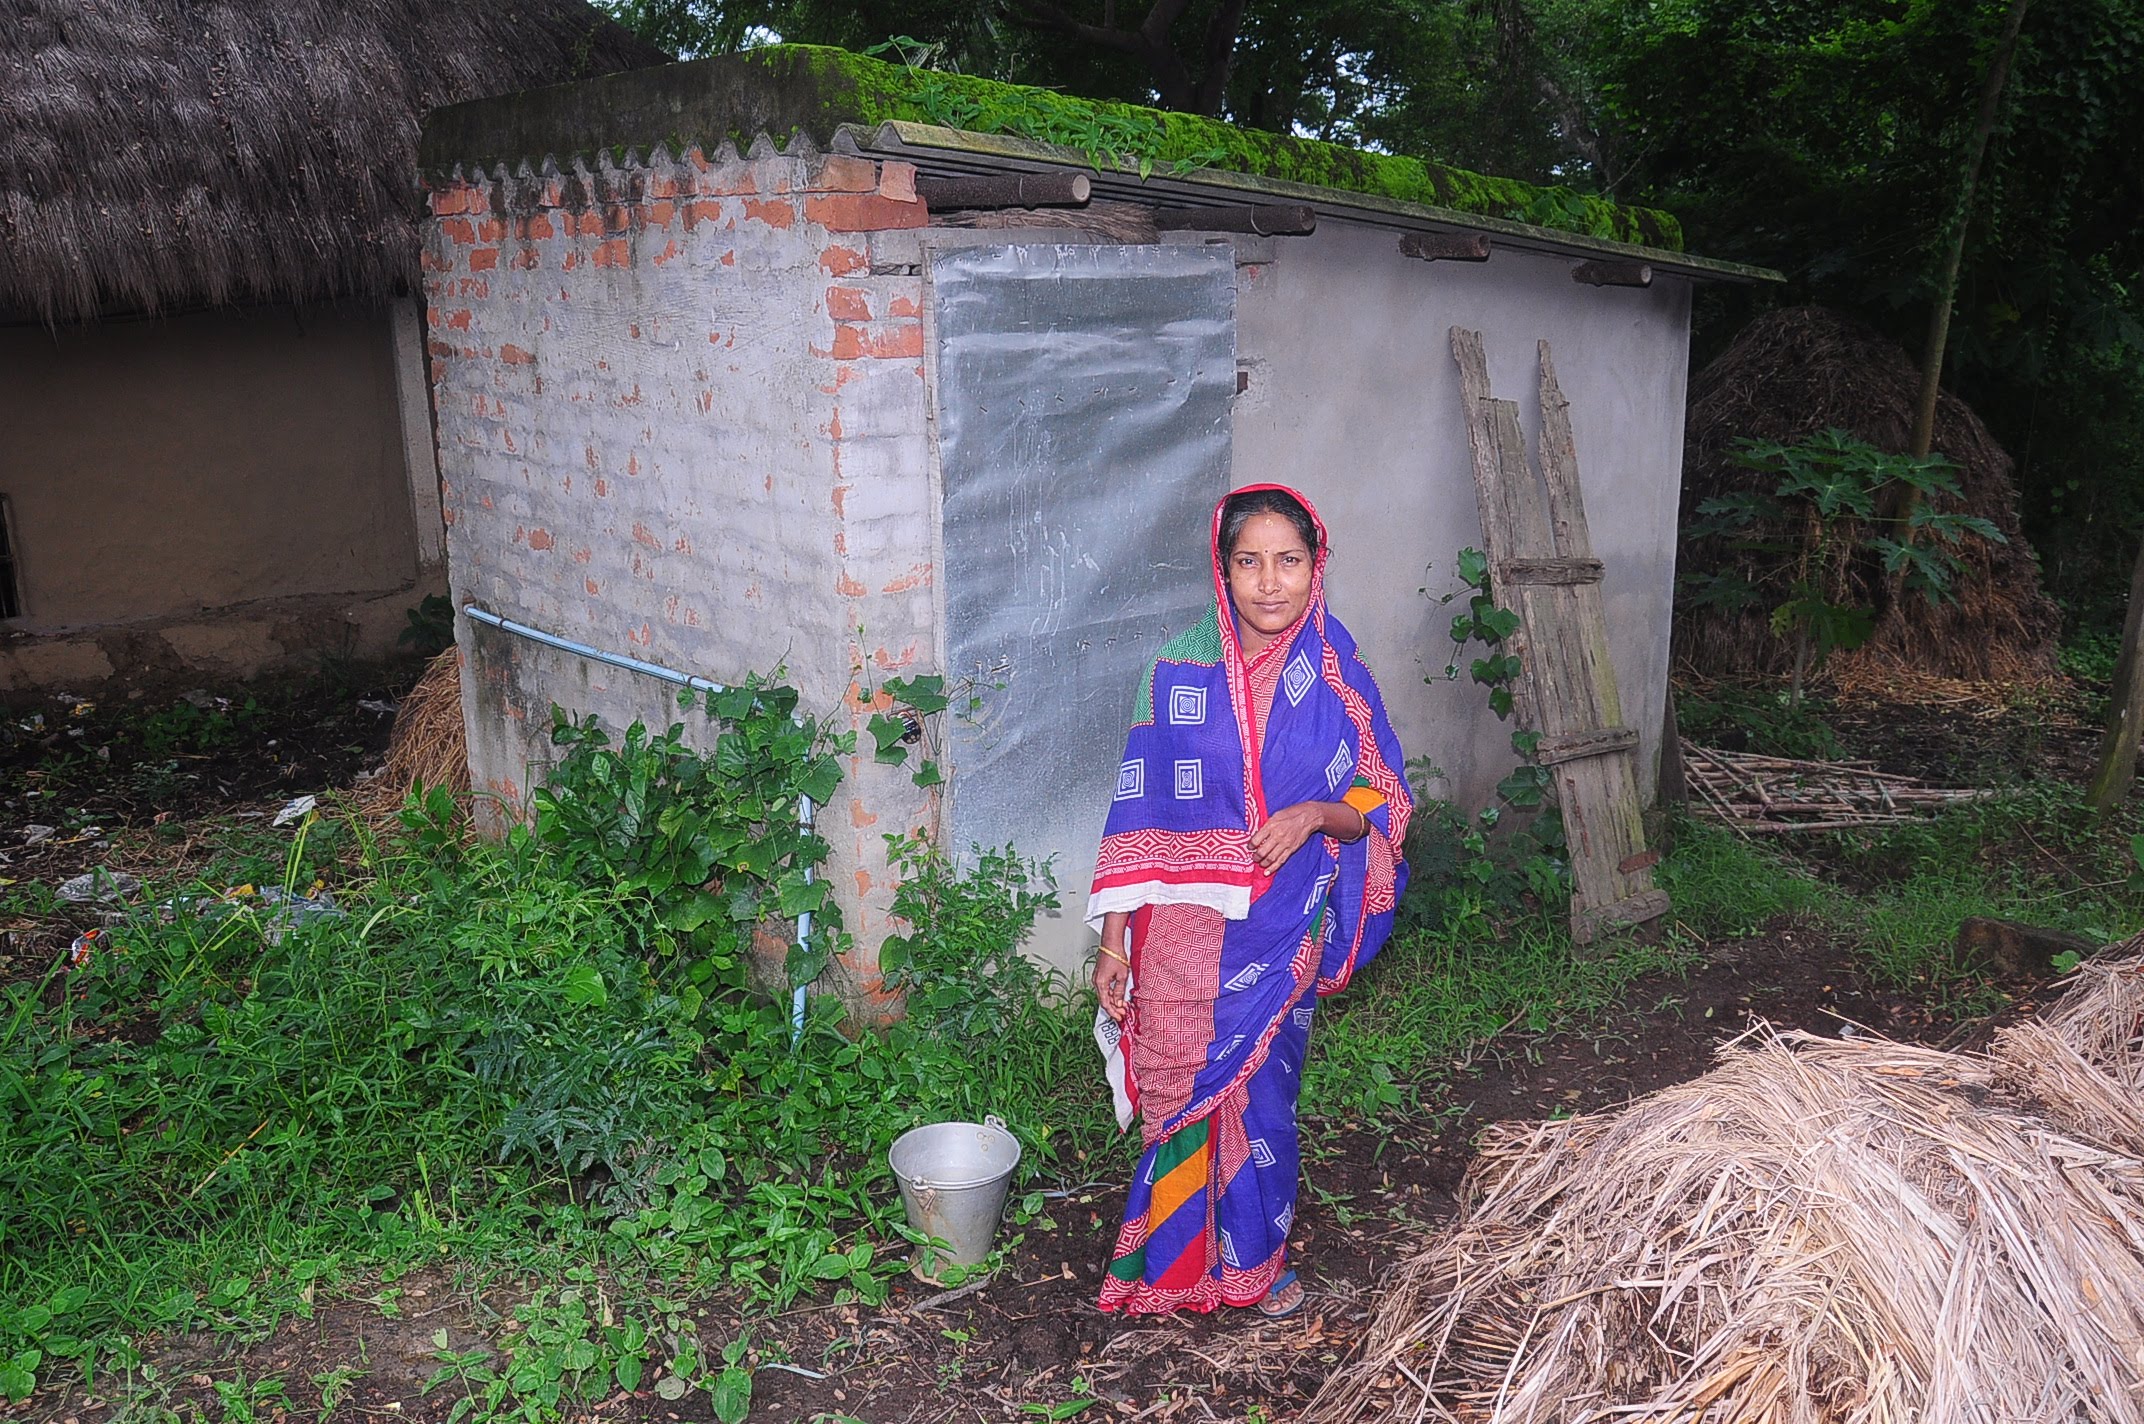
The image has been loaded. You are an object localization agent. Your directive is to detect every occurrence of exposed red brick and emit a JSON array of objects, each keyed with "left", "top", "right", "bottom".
[
  {"left": 836, "top": 573, "right": 868, "bottom": 596},
  {"left": 720, "top": 251, "right": 736, "bottom": 266},
  {"left": 561, "top": 251, "right": 583, "bottom": 271},
  {"left": 522, "top": 214, "right": 555, "bottom": 241},
  {"left": 889, "top": 295, "right": 920, "bottom": 318},
  {"left": 607, "top": 207, "right": 631, "bottom": 232},
  {"left": 499, "top": 343, "right": 535, "bottom": 365},
  {"left": 593, "top": 238, "right": 630, "bottom": 267},
  {"left": 804, "top": 193, "right": 927, "bottom": 232},
  {"left": 825, "top": 286, "right": 872, "bottom": 322},
  {"left": 575, "top": 210, "right": 606, "bottom": 237},
  {"left": 632, "top": 523, "right": 662, "bottom": 549},
  {"left": 645, "top": 173, "right": 681, "bottom": 199},
  {"left": 826, "top": 322, "right": 923, "bottom": 360},
  {"left": 586, "top": 578, "right": 601, "bottom": 595},
  {"left": 743, "top": 198, "right": 796, "bottom": 229},
  {"left": 652, "top": 240, "right": 682, "bottom": 265},
  {"left": 475, "top": 219, "right": 504, "bottom": 243},
  {"left": 819, "top": 245, "right": 867, "bottom": 276},
  {"left": 882, "top": 564, "right": 933, "bottom": 593},
  {"left": 594, "top": 478, "right": 610, "bottom": 497},
  {"left": 526, "top": 528, "right": 555, "bottom": 551},
  {"left": 812, "top": 155, "right": 879, "bottom": 193},
  {"left": 441, "top": 217, "right": 477, "bottom": 244},
  {"left": 512, "top": 248, "right": 541, "bottom": 270},
  {"left": 421, "top": 250, "right": 452, "bottom": 272},
  {"left": 572, "top": 547, "right": 593, "bottom": 564},
  {"left": 879, "top": 162, "right": 918, "bottom": 203},
  {"left": 467, "top": 247, "right": 500, "bottom": 271},
  {"left": 645, "top": 200, "right": 676, "bottom": 228},
  {"left": 695, "top": 166, "right": 756, "bottom": 196},
  {"left": 445, "top": 309, "right": 472, "bottom": 331}
]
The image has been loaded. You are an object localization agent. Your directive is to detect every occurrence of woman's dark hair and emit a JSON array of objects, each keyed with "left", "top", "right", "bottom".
[{"left": 1219, "top": 488, "right": 1319, "bottom": 561}]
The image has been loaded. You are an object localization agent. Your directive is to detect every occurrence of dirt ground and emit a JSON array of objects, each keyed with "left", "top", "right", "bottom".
[{"left": 0, "top": 673, "right": 2085, "bottom": 1424}]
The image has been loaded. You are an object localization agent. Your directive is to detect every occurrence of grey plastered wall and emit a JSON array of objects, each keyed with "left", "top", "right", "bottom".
[{"left": 1230, "top": 218, "right": 1692, "bottom": 817}]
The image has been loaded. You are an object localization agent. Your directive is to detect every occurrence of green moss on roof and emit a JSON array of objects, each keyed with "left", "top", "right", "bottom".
[{"left": 746, "top": 45, "right": 1681, "bottom": 251}]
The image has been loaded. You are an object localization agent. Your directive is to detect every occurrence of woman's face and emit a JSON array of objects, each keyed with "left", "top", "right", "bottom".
[{"left": 1225, "top": 511, "right": 1314, "bottom": 655}]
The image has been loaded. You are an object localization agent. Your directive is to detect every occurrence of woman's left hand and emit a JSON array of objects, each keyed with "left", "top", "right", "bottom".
[{"left": 1249, "top": 802, "right": 1329, "bottom": 871}]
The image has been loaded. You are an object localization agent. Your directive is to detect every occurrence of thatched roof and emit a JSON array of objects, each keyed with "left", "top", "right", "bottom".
[
  {"left": 0, "top": 0, "right": 667, "bottom": 324},
  {"left": 1675, "top": 307, "right": 2059, "bottom": 682}
]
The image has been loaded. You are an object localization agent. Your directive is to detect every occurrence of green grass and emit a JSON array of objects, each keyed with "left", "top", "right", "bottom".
[
  {"left": 1662, "top": 789, "right": 2144, "bottom": 996},
  {"left": 0, "top": 802, "right": 1109, "bottom": 1412}
]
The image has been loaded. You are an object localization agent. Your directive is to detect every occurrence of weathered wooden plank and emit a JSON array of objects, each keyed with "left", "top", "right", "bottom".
[
  {"left": 1571, "top": 260, "right": 1653, "bottom": 288},
  {"left": 1535, "top": 343, "right": 1594, "bottom": 561},
  {"left": 1401, "top": 231, "right": 1492, "bottom": 263},
  {"left": 1500, "top": 556, "right": 1604, "bottom": 586},
  {"left": 1574, "top": 887, "right": 1671, "bottom": 940},
  {"left": 1447, "top": 330, "right": 1667, "bottom": 944},
  {"left": 1534, "top": 726, "right": 1638, "bottom": 765}
]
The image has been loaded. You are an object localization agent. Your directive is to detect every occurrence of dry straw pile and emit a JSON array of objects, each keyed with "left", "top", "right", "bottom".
[
  {"left": 356, "top": 648, "right": 470, "bottom": 822},
  {"left": 1675, "top": 306, "right": 2059, "bottom": 683},
  {"left": 1307, "top": 950, "right": 2144, "bottom": 1424}
]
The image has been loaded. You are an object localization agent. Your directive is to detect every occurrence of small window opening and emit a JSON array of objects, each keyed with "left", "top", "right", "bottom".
[{"left": 0, "top": 497, "right": 21, "bottom": 618}]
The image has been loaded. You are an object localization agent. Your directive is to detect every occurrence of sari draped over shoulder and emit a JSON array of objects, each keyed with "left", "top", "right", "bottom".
[{"left": 1087, "top": 484, "right": 1412, "bottom": 1315}]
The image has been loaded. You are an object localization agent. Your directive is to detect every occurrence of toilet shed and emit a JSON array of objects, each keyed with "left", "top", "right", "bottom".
[{"left": 417, "top": 45, "right": 1774, "bottom": 995}]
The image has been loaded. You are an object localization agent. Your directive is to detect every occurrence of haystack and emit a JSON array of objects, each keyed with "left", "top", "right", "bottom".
[
  {"left": 1676, "top": 307, "right": 2059, "bottom": 683},
  {"left": 1306, "top": 949, "right": 2144, "bottom": 1424},
  {"left": 357, "top": 648, "right": 470, "bottom": 822}
]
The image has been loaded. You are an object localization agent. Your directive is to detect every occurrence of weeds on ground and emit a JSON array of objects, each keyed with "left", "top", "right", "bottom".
[
  {"left": 1662, "top": 787, "right": 2144, "bottom": 1006},
  {"left": 0, "top": 685, "right": 1106, "bottom": 1420}
]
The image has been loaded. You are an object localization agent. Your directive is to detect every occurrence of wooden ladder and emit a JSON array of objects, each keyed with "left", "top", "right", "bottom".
[{"left": 1450, "top": 328, "right": 1669, "bottom": 943}]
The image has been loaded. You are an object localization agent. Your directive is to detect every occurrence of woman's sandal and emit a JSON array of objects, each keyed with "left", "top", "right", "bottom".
[{"left": 1258, "top": 1270, "right": 1306, "bottom": 1320}]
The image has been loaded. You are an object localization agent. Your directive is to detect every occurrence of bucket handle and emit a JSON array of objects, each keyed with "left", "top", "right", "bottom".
[{"left": 985, "top": 1114, "right": 1009, "bottom": 1135}]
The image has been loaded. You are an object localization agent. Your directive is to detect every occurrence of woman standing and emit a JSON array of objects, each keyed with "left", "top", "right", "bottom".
[{"left": 1089, "top": 484, "right": 1411, "bottom": 1317}]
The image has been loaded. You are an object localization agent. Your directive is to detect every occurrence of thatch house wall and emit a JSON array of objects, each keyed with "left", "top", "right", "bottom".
[{"left": 0, "top": 0, "right": 663, "bottom": 691}]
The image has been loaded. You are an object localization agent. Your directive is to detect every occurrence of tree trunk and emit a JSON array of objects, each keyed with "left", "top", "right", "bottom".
[
  {"left": 2087, "top": 530, "right": 2144, "bottom": 809},
  {"left": 1908, "top": 0, "right": 2032, "bottom": 457}
]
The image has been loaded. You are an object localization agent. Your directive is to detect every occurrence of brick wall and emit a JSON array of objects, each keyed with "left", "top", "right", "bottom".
[{"left": 422, "top": 139, "right": 938, "bottom": 1002}]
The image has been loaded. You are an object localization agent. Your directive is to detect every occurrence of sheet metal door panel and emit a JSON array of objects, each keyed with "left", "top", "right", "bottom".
[{"left": 931, "top": 243, "right": 1235, "bottom": 956}]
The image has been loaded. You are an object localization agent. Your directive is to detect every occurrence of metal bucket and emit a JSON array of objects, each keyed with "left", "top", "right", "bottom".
[{"left": 888, "top": 1115, "right": 1023, "bottom": 1283}]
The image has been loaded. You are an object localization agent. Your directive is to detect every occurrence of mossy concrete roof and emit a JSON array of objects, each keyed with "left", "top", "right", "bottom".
[{"left": 421, "top": 43, "right": 1780, "bottom": 283}]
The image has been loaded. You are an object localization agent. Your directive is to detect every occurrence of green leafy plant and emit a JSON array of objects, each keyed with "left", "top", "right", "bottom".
[
  {"left": 877, "top": 834, "right": 1060, "bottom": 1042},
  {"left": 1686, "top": 430, "right": 2005, "bottom": 702},
  {"left": 400, "top": 594, "right": 457, "bottom": 658},
  {"left": 531, "top": 680, "right": 849, "bottom": 995},
  {"left": 1405, "top": 549, "right": 1571, "bottom": 925}
]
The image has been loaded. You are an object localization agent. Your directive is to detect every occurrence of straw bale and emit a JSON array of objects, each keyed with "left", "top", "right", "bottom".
[
  {"left": 1308, "top": 953, "right": 2144, "bottom": 1424},
  {"left": 1676, "top": 307, "right": 2059, "bottom": 683},
  {"left": 357, "top": 648, "right": 470, "bottom": 825}
]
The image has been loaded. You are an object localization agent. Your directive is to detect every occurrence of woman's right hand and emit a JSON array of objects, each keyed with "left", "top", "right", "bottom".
[{"left": 1096, "top": 945, "right": 1131, "bottom": 1022}]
